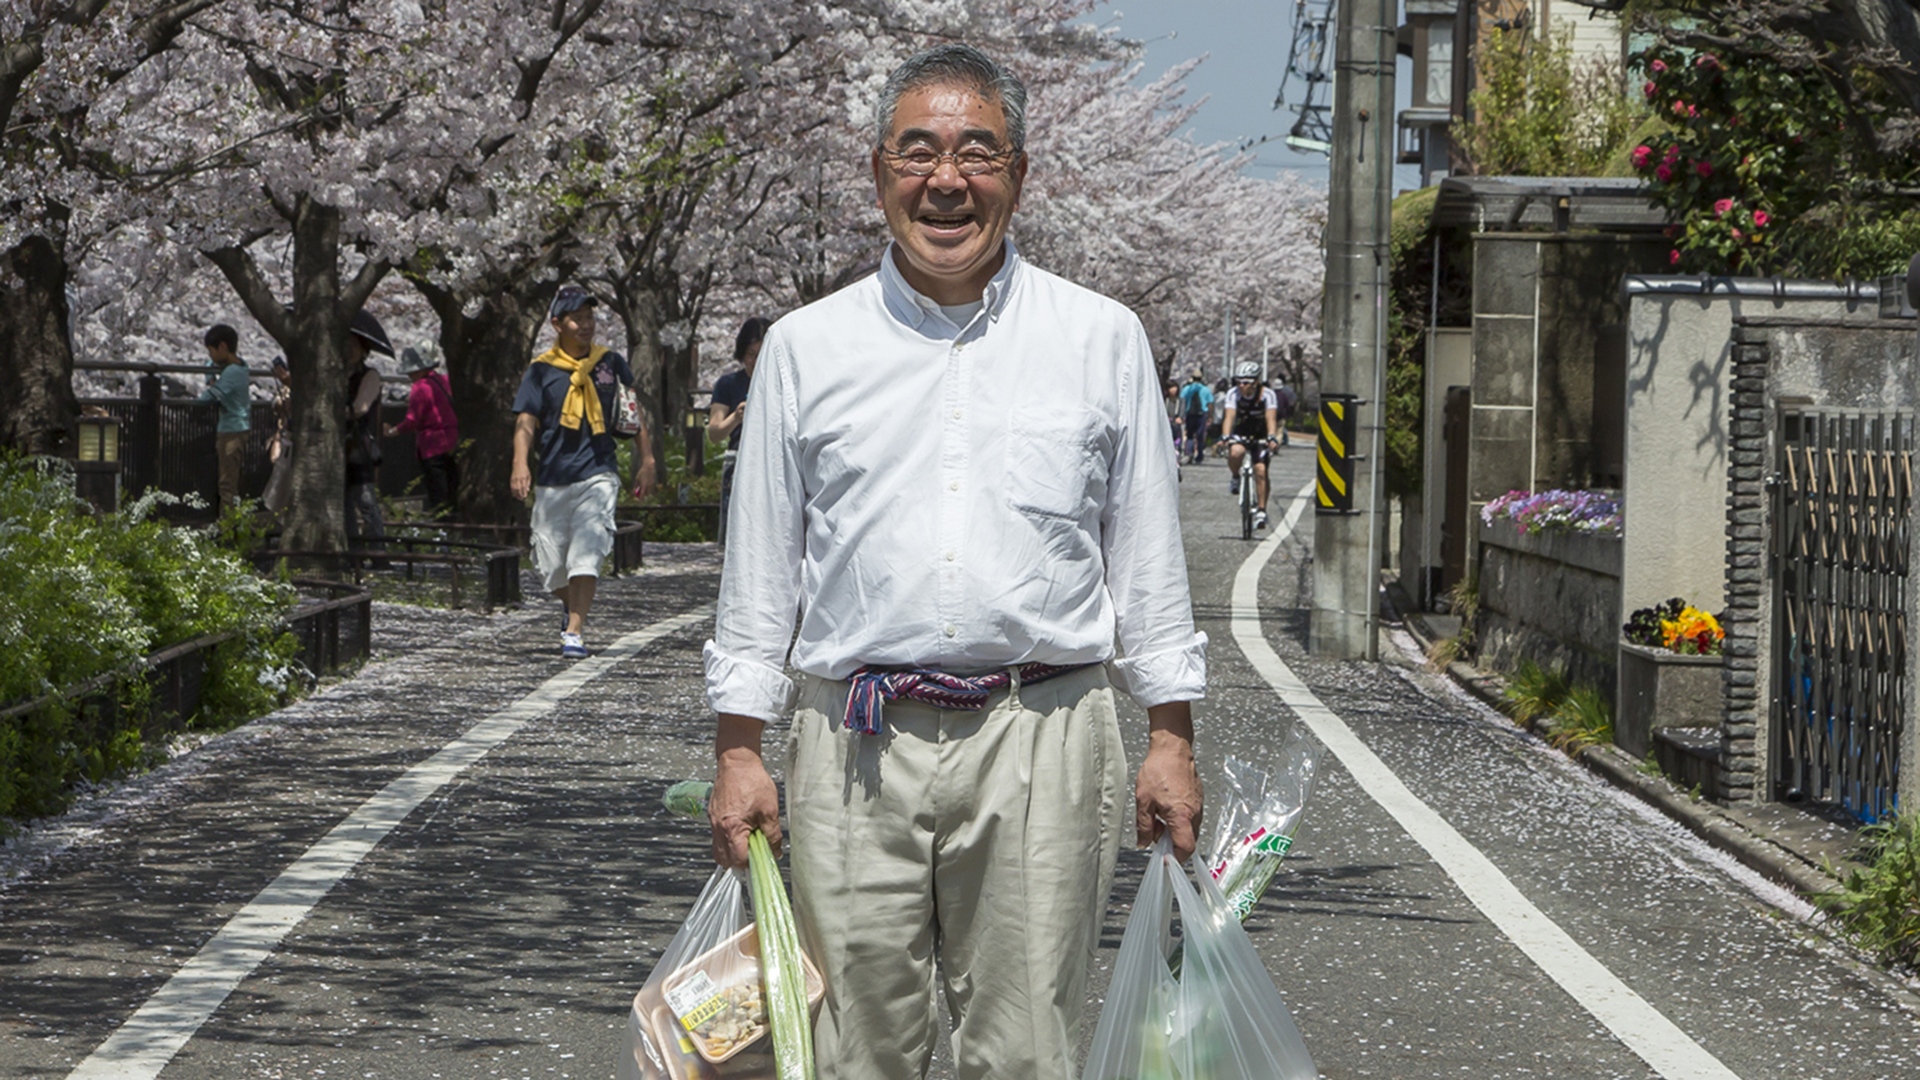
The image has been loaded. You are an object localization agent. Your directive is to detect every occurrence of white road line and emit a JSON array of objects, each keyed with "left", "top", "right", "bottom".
[
  {"left": 1236, "top": 483, "right": 1744, "bottom": 1080},
  {"left": 67, "top": 604, "right": 716, "bottom": 1080}
]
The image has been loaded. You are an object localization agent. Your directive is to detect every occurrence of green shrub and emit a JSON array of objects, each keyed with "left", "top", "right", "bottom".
[
  {"left": 1502, "top": 659, "right": 1571, "bottom": 725},
  {"left": 1819, "top": 813, "right": 1920, "bottom": 971},
  {"left": 0, "top": 455, "right": 299, "bottom": 822},
  {"left": 621, "top": 441, "right": 721, "bottom": 542},
  {"left": 1547, "top": 683, "right": 1614, "bottom": 754}
]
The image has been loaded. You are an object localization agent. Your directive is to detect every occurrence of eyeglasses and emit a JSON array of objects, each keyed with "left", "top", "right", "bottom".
[{"left": 882, "top": 144, "right": 1018, "bottom": 177}]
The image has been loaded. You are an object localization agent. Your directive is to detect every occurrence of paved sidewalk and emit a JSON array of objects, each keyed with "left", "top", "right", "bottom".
[{"left": 1383, "top": 579, "right": 1869, "bottom": 898}]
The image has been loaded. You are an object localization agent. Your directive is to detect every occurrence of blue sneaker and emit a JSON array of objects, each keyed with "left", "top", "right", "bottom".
[{"left": 561, "top": 631, "right": 589, "bottom": 659}]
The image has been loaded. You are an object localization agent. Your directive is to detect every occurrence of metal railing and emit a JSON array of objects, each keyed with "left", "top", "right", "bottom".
[
  {"left": 249, "top": 538, "right": 523, "bottom": 612},
  {"left": 1772, "top": 407, "right": 1912, "bottom": 822},
  {"left": 384, "top": 519, "right": 647, "bottom": 575},
  {"left": 286, "top": 579, "right": 374, "bottom": 676}
]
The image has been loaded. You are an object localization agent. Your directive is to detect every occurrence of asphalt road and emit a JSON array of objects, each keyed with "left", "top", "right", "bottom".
[{"left": 4, "top": 450, "right": 1919, "bottom": 1079}]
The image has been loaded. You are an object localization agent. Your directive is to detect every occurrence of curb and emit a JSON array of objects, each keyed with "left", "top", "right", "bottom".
[{"left": 1382, "top": 581, "right": 1842, "bottom": 901}]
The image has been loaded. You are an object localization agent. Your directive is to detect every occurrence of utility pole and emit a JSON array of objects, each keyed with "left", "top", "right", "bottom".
[{"left": 1310, "top": 0, "right": 1395, "bottom": 660}]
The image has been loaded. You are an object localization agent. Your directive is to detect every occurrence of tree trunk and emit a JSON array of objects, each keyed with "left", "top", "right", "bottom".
[
  {"left": 0, "top": 234, "right": 78, "bottom": 457},
  {"left": 206, "top": 196, "right": 387, "bottom": 559},
  {"left": 440, "top": 285, "right": 549, "bottom": 525},
  {"left": 410, "top": 252, "right": 575, "bottom": 526},
  {"left": 612, "top": 281, "right": 676, "bottom": 490}
]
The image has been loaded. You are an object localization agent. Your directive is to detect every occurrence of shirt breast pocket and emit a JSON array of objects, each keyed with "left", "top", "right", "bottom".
[{"left": 1005, "top": 407, "right": 1110, "bottom": 522}]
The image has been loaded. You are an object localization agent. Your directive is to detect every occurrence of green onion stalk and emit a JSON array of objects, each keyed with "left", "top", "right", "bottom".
[{"left": 748, "top": 830, "right": 814, "bottom": 1080}]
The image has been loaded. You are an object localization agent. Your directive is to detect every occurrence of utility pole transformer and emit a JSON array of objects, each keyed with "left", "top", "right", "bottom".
[{"left": 1310, "top": 0, "right": 1395, "bottom": 660}]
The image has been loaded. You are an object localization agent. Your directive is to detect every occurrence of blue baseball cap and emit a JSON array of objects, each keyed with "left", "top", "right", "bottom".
[{"left": 549, "top": 285, "right": 597, "bottom": 319}]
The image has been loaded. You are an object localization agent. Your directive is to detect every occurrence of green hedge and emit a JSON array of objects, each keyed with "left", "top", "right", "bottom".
[{"left": 0, "top": 455, "right": 298, "bottom": 822}]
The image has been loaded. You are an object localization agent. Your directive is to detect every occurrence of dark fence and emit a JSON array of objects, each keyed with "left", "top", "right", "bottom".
[
  {"left": 0, "top": 579, "right": 373, "bottom": 762},
  {"left": 287, "top": 579, "right": 375, "bottom": 675},
  {"left": 250, "top": 539, "right": 524, "bottom": 611},
  {"left": 79, "top": 366, "right": 424, "bottom": 515}
]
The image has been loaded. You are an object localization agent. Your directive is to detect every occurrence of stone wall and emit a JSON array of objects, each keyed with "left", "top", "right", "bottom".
[{"left": 1476, "top": 517, "right": 1623, "bottom": 695}]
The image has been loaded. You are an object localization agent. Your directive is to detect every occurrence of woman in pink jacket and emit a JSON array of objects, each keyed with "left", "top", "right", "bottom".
[{"left": 387, "top": 345, "right": 461, "bottom": 519}]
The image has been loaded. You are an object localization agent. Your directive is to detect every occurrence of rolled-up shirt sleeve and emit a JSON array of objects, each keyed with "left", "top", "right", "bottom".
[
  {"left": 1101, "top": 321, "right": 1208, "bottom": 707},
  {"left": 704, "top": 334, "right": 806, "bottom": 721}
]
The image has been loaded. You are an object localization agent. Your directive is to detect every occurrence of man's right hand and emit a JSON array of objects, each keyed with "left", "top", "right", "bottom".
[
  {"left": 711, "top": 715, "right": 781, "bottom": 868},
  {"left": 510, "top": 464, "right": 532, "bottom": 501}
]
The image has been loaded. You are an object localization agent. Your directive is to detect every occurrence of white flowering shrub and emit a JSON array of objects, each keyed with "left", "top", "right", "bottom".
[{"left": 0, "top": 455, "right": 298, "bottom": 821}]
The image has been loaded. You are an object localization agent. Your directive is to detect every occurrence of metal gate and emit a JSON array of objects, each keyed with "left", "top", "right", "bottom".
[{"left": 1772, "top": 408, "right": 1912, "bottom": 821}]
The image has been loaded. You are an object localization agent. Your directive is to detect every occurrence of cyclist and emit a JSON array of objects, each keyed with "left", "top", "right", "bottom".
[
  {"left": 1220, "top": 361, "right": 1280, "bottom": 529},
  {"left": 1177, "top": 370, "right": 1213, "bottom": 464}
]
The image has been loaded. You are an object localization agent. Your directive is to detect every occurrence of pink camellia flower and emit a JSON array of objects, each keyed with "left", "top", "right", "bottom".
[
  {"left": 1672, "top": 100, "right": 1689, "bottom": 116},
  {"left": 1655, "top": 163, "right": 1674, "bottom": 182},
  {"left": 1697, "top": 54, "right": 1720, "bottom": 70},
  {"left": 1731, "top": 228, "right": 1743, "bottom": 241},
  {"left": 1670, "top": 249, "right": 1683, "bottom": 266},
  {"left": 1714, "top": 198, "right": 1735, "bottom": 216},
  {"left": 1696, "top": 160, "right": 1713, "bottom": 178},
  {"left": 1651, "top": 59, "right": 1668, "bottom": 73},
  {"left": 1631, "top": 145, "right": 1654, "bottom": 169},
  {"left": 1664, "top": 145, "right": 1681, "bottom": 163},
  {"left": 1644, "top": 80, "right": 1657, "bottom": 99},
  {"left": 1753, "top": 210, "right": 1771, "bottom": 228}
]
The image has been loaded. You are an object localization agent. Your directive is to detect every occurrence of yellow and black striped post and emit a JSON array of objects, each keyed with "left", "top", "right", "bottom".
[{"left": 1316, "top": 394, "right": 1358, "bottom": 514}]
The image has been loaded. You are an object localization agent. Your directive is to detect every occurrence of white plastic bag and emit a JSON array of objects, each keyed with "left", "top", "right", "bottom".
[
  {"left": 620, "top": 868, "right": 823, "bottom": 1080},
  {"left": 1083, "top": 836, "right": 1317, "bottom": 1080}
]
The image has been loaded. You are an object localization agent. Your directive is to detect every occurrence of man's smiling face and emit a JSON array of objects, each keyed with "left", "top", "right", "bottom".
[{"left": 871, "top": 81, "right": 1027, "bottom": 306}]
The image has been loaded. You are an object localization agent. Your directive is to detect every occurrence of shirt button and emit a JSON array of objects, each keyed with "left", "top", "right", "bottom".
[
  {"left": 949, "top": 480, "right": 960, "bottom": 492},
  {"left": 944, "top": 625, "right": 958, "bottom": 637},
  {"left": 951, "top": 409, "right": 963, "bottom": 420},
  {"left": 945, "top": 551, "right": 956, "bottom": 561}
]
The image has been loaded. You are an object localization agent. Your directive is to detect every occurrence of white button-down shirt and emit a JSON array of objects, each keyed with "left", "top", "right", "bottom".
[{"left": 703, "top": 241, "right": 1207, "bottom": 721}]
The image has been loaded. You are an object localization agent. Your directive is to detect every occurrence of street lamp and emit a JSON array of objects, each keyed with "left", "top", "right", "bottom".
[{"left": 74, "top": 413, "right": 122, "bottom": 513}]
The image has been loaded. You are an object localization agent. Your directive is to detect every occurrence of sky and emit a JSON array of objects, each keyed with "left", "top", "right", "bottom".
[{"left": 1085, "top": 0, "right": 1422, "bottom": 190}]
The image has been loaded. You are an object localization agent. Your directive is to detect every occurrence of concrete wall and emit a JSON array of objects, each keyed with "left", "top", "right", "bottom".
[
  {"left": 1476, "top": 517, "right": 1622, "bottom": 694},
  {"left": 1620, "top": 287, "right": 1873, "bottom": 628},
  {"left": 1467, "top": 234, "right": 1668, "bottom": 514}
]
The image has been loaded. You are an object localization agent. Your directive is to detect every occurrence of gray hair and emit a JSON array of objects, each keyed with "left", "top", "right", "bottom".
[{"left": 874, "top": 44, "right": 1029, "bottom": 153}]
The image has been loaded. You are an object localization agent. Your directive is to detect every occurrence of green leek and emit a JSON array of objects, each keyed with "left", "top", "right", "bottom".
[{"left": 747, "top": 830, "right": 814, "bottom": 1080}]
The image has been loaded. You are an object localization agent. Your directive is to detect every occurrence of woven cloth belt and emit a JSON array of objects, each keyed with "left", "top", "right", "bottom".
[{"left": 842, "top": 662, "right": 1092, "bottom": 735}]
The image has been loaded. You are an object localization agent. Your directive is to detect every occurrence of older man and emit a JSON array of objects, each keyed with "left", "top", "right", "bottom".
[{"left": 704, "top": 44, "right": 1204, "bottom": 1080}]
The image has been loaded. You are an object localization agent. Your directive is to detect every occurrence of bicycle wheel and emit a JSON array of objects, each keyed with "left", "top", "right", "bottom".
[{"left": 1240, "top": 469, "right": 1254, "bottom": 540}]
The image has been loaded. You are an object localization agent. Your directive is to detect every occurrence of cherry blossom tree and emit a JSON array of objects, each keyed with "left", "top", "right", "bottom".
[{"left": 0, "top": 0, "right": 218, "bottom": 456}]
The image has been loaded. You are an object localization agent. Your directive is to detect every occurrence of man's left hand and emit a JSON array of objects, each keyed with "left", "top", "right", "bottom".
[{"left": 1136, "top": 701, "right": 1203, "bottom": 862}]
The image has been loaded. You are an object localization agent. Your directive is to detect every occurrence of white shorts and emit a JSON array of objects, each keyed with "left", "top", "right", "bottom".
[{"left": 530, "top": 472, "right": 618, "bottom": 593}]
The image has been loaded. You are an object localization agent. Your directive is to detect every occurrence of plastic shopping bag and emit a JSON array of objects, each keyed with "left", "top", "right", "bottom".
[
  {"left": 1203, "top": 734, "right": 1322, "bottom": 922},
  {"left": 1083, "top": 835, "right": 1316, "bottom": 1080},
  {"left": 619, "top": 865, "right": 824, "bottom": 1080}
]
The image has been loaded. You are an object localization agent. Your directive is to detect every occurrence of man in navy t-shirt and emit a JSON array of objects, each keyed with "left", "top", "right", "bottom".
[
  {"left": 511, "top": 285, "right": 657, "bottom": 658},
  {"left": 706, "top": 316, "right": 770, "bottom": 544}
]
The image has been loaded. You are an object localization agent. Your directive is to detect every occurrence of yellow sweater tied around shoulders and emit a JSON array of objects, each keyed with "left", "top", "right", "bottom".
[{"left": 532, "top": 344, "right": 610, "bottom": 435}]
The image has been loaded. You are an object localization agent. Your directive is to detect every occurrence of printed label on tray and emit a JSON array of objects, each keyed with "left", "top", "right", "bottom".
[{"left": 664, "top": 970, "right": 726, "bottom": 1031}]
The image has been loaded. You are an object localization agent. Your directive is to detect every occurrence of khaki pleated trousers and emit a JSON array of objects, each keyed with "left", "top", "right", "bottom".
[{"left": 786, "top": 665, "right": 1129, "bottom": 1080}]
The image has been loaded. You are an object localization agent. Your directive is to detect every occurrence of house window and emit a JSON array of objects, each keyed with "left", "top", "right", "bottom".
[{"left": 1426, "top": 19, "right": 1454, "bottom": 107}]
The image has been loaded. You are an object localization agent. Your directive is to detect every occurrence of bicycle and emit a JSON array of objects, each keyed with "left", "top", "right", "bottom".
[{"left": 1221, "top": 435, "right": 1259, "bottom": 540}]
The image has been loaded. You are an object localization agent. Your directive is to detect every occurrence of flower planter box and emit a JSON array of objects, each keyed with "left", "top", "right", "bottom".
[{"left": 1615, "top": 640, "right": 1722, "bottom": 760}]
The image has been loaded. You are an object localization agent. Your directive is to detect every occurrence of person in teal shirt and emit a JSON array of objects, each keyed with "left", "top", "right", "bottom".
[{"left": 199, "top": 324, "right": 252, "bottom": 513}]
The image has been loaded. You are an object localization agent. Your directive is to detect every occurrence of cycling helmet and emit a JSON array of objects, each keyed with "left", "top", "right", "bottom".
[{"left": 1233, "top": 360, "right": 1260, "bottom": 380}]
